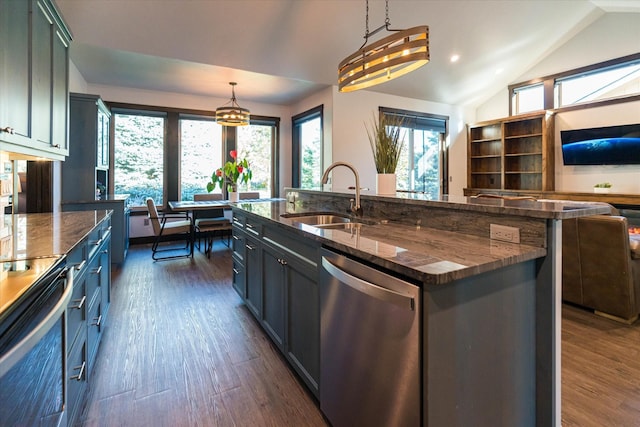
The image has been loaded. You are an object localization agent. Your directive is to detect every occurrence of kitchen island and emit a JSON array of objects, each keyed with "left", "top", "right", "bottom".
[{"left": 231, "top": 190, "right": 612, "bottom": 427}]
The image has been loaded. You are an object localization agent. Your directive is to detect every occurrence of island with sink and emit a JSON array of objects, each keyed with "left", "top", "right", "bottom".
[{"left": 230, "top": 188, "right": 611, "bottom": 427}]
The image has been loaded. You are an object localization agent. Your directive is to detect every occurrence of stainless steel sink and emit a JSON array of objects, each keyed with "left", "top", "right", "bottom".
[
  {"left": 281, "top": 213, "right": 352, "bottom": 225},
  {"left": 313, "top": 222, "right": 363, "bottom": 231}
]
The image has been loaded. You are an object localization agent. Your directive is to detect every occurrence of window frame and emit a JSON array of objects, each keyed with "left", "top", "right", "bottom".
[
  {"left": 108, "top": 101, "right": 280, "bottom": 208},
  {"left": 509, "top": 52, "right": 640, "bottom": 116},
  {"left": 292, "top": 105, "right": 323, "bottom": 189},
  {"left": 379, "top": 106, "right": 449, "bottom": 195}
]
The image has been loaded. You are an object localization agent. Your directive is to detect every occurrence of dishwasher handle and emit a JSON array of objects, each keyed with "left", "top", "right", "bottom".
[{"left": 322, "top": 257, "right": 415, "bottom": 311}]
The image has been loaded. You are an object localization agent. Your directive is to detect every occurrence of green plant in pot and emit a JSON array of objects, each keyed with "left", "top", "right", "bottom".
[{"left": 365, "top": 113, "right": 404, "bottom": 194}]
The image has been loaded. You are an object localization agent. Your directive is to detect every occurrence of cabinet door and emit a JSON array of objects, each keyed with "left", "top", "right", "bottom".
[
  {"left": 0, "top": 0, "right": 30, "bottom": 142},
  {"left": 31, "top": 0, "right": 53, "bottom": 147},
  {"left": 244, "top": 235, "right": 262, "bottom": 318},
  {"left": 97, "top": 108, "right": 110, "bottom": 168},
  {"left": 262, "top": 245, "right": 286, "bottom": 349},
  {"left": 286, "top": 256, "right": 320, "bottom": 396},
  {"left": 51, "top": 26, "right": 69, "bottom": 154},
  {"left": 232, "top": 256, "right": 246, "bottom": 299}
]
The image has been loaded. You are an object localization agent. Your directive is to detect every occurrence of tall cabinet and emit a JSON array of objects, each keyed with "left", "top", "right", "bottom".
[
  {"left": 467, "top": 112, "right": 555, "bottom": 192},
  {"left": 62, "top": 94, "right": 130, "bottom": 265}
]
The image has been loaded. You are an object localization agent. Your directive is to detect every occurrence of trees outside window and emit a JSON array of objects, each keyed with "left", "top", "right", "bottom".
[
  {"left": 292, "top": 106, "right": 323, "bottom": 189},
  {"left": 113, "top": 113, "right": 165, "bottom": 206},
  {"left": 180, "top": 118, "right": 222, "bottom": 201},
  {"left": 237, "top": 123, "right": 275, "bottom": 197}
]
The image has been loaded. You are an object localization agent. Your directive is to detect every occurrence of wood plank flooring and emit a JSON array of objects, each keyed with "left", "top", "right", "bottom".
[
  {"left": 78, "top": 242, "right": 327, "bottom": 427},
  {"left": 79, "top": 242, "right": 640, "bottom": 426}
]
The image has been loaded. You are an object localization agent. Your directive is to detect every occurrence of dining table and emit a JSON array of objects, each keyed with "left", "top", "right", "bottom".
[{"left": 167, "top": 200, "right": 233, "bottom": 212}]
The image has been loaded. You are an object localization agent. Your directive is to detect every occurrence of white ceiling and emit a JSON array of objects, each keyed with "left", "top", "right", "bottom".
[{"left": 54, "top": 0, "right": 640, "bottom": 108}]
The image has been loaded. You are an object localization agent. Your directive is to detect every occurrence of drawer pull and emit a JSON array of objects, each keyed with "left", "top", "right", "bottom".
[
  {"left": 232, "top": 235, "right": 239, "bottom": 240},
  {"left": 233, "top": 268, "right": 239, "bottom": 274},
  {"left": 102, "top": 249, "right": 108, "bottom": 254},
  {"left": 245, "top": 244, "right": 256, "bottom": 251},
  {"left": 70, "top": 361, "right": 86, "bottom": 381},
  {"left": 91, "top": 238, "right": 103, "bottom": 247},
  {"left": 92, "top": 266, "right": 102, "bottom": 275},
  {"left": 246, "top": 223, "right": 254, "bottom": 229},
  {"left": 278, "top": 258, "right": 288, "bottom": 266},
  {"left": 92, "top": 315, "right": 102, "bottom": 327},
  {"left": 1, "top": 126, "right": 15, "bottom": 134},
  {"left": 70, "top": 295, "right": 86, "bottom": 310},
  {"left": 75, "top": 260, "right": 86, "bottom": 271}
]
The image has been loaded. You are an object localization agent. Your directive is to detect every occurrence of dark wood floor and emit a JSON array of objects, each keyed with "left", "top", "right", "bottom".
[{"left": 79, "top": 242, "right": 640, "bottom": 426}]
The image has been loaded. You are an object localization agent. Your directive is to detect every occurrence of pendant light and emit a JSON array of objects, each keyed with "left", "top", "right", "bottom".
[
  {"left": 215, "top": 82, "right": 250, "bottom": 126},
  {"left": 338, "top": 0, "right": 429, "bottom": 93}
]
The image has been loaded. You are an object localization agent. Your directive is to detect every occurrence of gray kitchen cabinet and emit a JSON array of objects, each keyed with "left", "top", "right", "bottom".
[
  {"left": 62, "top": 93, "right": 111, "bottom": 202},
  {"left": 261, "top": 244, "right": 286, "bottom": 349},
  {"left": 231, "top": 208, "right": 320, "bottom": 398},
  {"left": 65, "top": 215, "right": 112, "bottom": 427},
  {"left": 0, "top": 0, "right": 71, "bottom": 160}
]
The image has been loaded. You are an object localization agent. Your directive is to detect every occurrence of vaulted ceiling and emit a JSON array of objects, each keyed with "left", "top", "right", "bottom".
[{"left": 55, "top": 0, "right": 640, "bottom": 107}]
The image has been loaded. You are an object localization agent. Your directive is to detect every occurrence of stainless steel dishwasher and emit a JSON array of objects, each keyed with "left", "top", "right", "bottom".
[{"left": 320, "top": 248, "right": 421, "bottom": 427}]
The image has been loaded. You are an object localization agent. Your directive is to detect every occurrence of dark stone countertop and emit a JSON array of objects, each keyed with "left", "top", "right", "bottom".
[{"left": 232, "top": 194, "right": 612, "bottom": 285}]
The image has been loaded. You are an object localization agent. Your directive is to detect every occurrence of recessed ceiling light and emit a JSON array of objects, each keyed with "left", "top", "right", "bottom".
[{"left": 450, "top": 54, "right": 460, "bottom": 63}]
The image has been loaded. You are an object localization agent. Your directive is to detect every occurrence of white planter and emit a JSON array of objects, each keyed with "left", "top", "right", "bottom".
[
  {"left": 376, "top": 173, "right": 397, "bottom": 195},
  {"left": 229, "top": 191, "right": 239, "bottom": 202},
  {"left": 593, "top": 187, "right": 611, "bottom": 194}
]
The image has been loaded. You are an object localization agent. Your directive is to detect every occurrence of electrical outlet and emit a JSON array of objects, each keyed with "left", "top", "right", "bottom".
[
  {"left": 144, "top": 218, "right": 150, "bottom": 226},
  {"left": 490, "top": 224, "right": 520, "bottom": 243}
]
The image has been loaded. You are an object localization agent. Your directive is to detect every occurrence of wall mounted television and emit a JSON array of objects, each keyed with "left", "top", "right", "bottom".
[{"left": 561, "top": 123, "right": 640, "bottom": 165}]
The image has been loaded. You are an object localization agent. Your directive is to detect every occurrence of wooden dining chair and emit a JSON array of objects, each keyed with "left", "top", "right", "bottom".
[
  {"left": 146, "top": 198, "right": 194, "bottom": 261},
  {"left": 193, "top": 193, "right": 232, "bottom": 258}
]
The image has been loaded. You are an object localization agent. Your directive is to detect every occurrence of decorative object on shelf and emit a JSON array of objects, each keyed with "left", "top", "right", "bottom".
[
  {"left": 215, "top": 82, "right": 250, "bottom": 126},
  {"left": 366, "top": 113, "right": 404, "bottom": 194},
  {"left": 594, "top": 182, "right": 612, "bottom": 193},
  {"left": 207, "top": 150, "right": 252, "bottom": 197},
  {"left": 338, "top": 0, "right": 429, "bottom": 93}
]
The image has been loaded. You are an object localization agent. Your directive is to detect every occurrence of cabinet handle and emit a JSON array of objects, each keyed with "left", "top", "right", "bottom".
[
  {"left": 92, "top": 238, "right": 103, "bottom": 247},
  {"left": 246, "top": 244, "right": 256, "bottom": 251},
  {"left": 232, "top": 235, "right": 239, "bottom": 240},
  {"left": 75, "top": 260, "right": 86, "bottom": 271},
  {"left": 92, "top": 266, "right": 102, "bottom": 275},
  {"left": 246, "top": 223, "right": 254, "bottom": 229},
  {"left": 102, "top": 249, "right": 108, "bottom": 254},
  {"left": 52, "top": 144, "right": 60, "bottom": 148},
  {"left": 233, "top": 268, "right": 239, "bottom": 274},
  {"left": 70, "top": 361, "right": 86, "bottom": 381},
  {"left": 92, "top": 315, "right": 102, "bottom": 327},
  {"left": 1, "top": 126, "right": 14, "bottom": 134},
  {"left": 278, "top": 258, "right": 288, "bottom": 266},
  {"left": 70, "top": 295, "right": 86, "bottom": 310}
]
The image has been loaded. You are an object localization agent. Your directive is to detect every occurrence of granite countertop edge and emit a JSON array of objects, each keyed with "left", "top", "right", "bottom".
[{"left": 234, "top": 201, "right": 548, "bottom": 285}]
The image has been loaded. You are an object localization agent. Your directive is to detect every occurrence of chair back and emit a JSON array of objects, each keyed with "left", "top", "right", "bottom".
[
  {"left": 146, "top": 198, "right": 162, "bottom": 236},
  {"left": 194, "top": 193, "right": 223, "bottom": 201},
  {"left": 240, "top": 192, "right": 261, "bottom": 200}
]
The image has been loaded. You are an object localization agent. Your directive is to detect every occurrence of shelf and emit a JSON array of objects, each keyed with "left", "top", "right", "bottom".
[
  {"left": 471, "top": 138, "right": 502, "bottom": 143},
  {"left": 504, "top": 152, "right": 542, "bottom": 157},
  {"left": 471, "top": 155, "right": 501, "bottom": 159},
  {"left": 505, "top": 171, "right": 542, "bottom": 174},
  {"left": 471, "top": 171, "right": 501, "bottom": 175},
  {"left": 504, "top": 133, "right": 542, "bottom": 140}
]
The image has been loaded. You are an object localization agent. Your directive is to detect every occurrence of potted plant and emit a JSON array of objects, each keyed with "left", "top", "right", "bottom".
[
  {"left": 207, "top": 150, "right": 252, "bottom": 202},
  {"left": 593, "top": 182, "right": 612, "bottom": 194},
  {"left": 365, "top": 113, "right": 404, "bottom": 195}
]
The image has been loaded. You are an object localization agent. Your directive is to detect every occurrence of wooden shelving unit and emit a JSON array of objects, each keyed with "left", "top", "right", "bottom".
[{"left": 467, "top": 112, "right": 554, "bottom": 192}]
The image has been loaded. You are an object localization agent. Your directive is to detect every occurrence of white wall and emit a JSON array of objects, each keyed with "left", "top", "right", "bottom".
[{"left": 475, "top": 12, "right": 640, "bottom": 194}]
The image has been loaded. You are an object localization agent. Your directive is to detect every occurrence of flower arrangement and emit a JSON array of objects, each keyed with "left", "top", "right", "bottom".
[
  {"left": 365, "top": 113, "right": 405, "bottom": 174},
  {"left": 207, "top": 150, "right": 252, "bottom": 193}
]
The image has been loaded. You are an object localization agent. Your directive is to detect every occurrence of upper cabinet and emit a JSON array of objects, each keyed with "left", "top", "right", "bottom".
[
  {"left": 467, "top": 112, "right": 555, "bottom": 192},
  {"left": 0, "top": 0, "right": 71, "bottom": 160},
  {"left": 62, "top": 93, "right": 111, "bottom": 202}
]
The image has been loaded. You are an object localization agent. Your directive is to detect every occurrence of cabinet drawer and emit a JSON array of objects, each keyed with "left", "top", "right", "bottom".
[
  {"left": 263, "top": 226, "right": 319, "bottom": 268},
  {"left": 87, "top": 294, "right": 102, "bottom": 375},
  {"left": 67, "top": 335, "right": 87, "bottom": 425},
  {"left": 85, "top": 258, "right": 102, "bottom": 308},
  {"left": 67, "top": 272, "right": 86, "bottom": 353}
]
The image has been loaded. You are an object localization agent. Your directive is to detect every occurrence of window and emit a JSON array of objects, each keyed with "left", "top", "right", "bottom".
[
  {"left": 510, "top": 53, "right": 640, "bottom": 115},
  {"left": 236, "top": 118, "right": 278, "bottom": 198},
  {"left": 555, "top": 60, "right": 640, "bottom": 108},
  {"left": 113, "top": 112, "right": 166, "bottom": 207},
  {"left": 292, "top": 106, "right": 323, "bottom": 189},
  {"left": 381, "top": 108, "right": 448, "bottom": 196},
  {"left": 511, "top": 83, "right": 544, "bottom": 114},
  {"left": 179, "top": 117, "right": 223, "bottom": 201}
]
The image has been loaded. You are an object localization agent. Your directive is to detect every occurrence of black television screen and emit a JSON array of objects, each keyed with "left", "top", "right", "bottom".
[{"left": 561, "top": 123, "right": 640, "bottom": 165}]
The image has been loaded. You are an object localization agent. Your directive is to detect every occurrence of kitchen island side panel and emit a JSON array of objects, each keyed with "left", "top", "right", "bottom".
[{"left": 424, "top": 259, "right": 537, "bottom": 427}]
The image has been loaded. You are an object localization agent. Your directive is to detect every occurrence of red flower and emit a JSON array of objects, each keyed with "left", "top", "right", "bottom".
[
  {"left": 237, "top": 165, "right": 243, "bottom": 173},
  {"left": 230, "top": 150, "right": 237, "bottom": 160},
  {"left": 216, "top": 169, "right": 223, "bottom": 177}
]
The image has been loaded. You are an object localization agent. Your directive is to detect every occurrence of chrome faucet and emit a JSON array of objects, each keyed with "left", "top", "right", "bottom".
[{"left": 321, "top": 162, "right": 363, "bottom": 216}]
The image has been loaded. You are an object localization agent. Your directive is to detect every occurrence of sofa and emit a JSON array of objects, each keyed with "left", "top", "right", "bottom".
[{"left": 562, "top": 214, "right": 640, "bottom": 323}]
